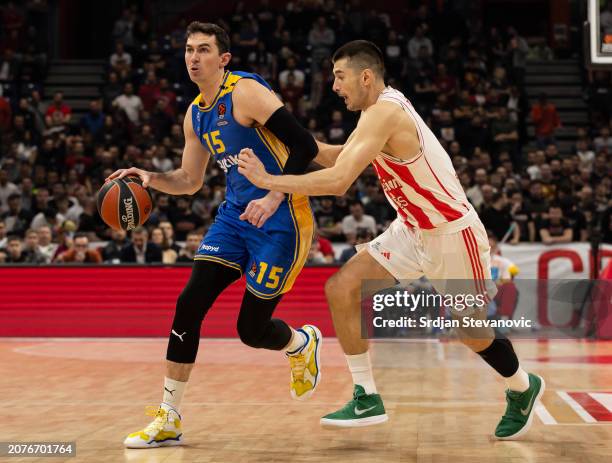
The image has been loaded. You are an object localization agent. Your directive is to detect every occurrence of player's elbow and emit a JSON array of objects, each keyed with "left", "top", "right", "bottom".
[
  {"left": 332, "top": 176, "right": 352, "bottom": 196},
  {"left": 186, "top": 179, "right": 203, "bottom": 195}
]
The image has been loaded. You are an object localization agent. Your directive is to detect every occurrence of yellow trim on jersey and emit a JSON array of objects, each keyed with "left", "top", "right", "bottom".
[
  {"left": 246, "top": 196, "right": 313, "bottom": 299},
  {"left": 256, "top": 126, "right": 289, "bottom": 169},
  {"left": 192, "top": 71, "right": 235, "bottom": 112},
  {"left": 194, "top": 255, "right": 243, "bottom": 274}
]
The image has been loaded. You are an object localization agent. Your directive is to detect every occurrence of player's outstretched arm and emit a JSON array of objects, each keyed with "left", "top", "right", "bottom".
[
  {"left": 313, "top": 140, "right": 343, "bottom": 168},
  {"left": 238, "top": 102, "right": 400, "bottom": 196},
  {"left": 107, "top": 106, "right": 210, "bottom": 195}
]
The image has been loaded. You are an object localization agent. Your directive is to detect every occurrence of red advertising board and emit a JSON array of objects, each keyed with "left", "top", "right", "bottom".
[{"left": 0, "top": 266, "right": 339, "bottom": 337}]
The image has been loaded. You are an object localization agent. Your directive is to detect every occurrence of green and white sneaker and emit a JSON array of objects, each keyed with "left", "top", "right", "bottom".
[
  {"left": 495, "top": 373, "right": 545, "bottom": 440},
  {"left": 320, "top": 385, "right": 388, "bottom": 428}
]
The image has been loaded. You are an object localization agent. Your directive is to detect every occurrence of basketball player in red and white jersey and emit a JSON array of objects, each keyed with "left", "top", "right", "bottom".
[{"left": 238, "top": 40, "right": 544, "bottom": 440}]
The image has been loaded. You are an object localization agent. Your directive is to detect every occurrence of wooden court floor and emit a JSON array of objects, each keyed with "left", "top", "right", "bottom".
[{"left": 2, "top": 337, "right": 612, "bottom": 463}]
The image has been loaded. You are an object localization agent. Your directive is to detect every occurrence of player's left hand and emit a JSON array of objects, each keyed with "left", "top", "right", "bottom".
[
  {"left": 239, "top": 191, "right": 284, "bottom": 228},
  {"left": 238, "top": 148, "right": 270, "bottom": 188}
]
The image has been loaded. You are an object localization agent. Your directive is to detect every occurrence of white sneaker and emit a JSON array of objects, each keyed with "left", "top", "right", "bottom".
[
  {"left": 287, "top": 325, "right": 322, "bottom": 401},
  {"left": 124, "top": 405, "right": 183, "bottom": 449}
]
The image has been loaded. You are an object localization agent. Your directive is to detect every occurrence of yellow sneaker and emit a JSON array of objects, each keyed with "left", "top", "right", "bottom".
[
  {"left": 123, "top": 406, "right": 183, "bottom": 449},
  {"left": 287, "top": 325, "right": 322, "bottom": 401}
]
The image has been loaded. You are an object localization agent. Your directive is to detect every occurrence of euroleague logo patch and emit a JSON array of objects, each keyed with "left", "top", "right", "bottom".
[{"left": 217, "top": 103, "right": 228, "bottom": 126}]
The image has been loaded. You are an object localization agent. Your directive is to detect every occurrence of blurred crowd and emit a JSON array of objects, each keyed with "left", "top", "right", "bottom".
[{"left": 0, "top": 0, "right": 611, "bottom": 266}]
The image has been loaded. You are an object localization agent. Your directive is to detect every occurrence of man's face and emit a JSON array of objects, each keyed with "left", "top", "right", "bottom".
[
  {"left": 25, "top": 232, "right": 38, "bottom": 248},
  {"left": 350, "top": 203, "right": 363, "bottom": 219},
  {"left": 185, "top": 33, "right": 230, "bottom": 85},
  {"left": 186, "top": 234, "right": 200, "bottom": 251},
  {"left": 132, "top": 232, "right": 146, "bottom": 248},
  {"left": 8, "top": 197, "right": 20, "bottom": 212},
  {"left": 8, "top": 240, "right": 21, "bottom": 257},
  {"left": 549, "top": 207, "right": 562, "bottom": 221},
  {"left": 333, "top": 58, "right": 367, "bottom": 111},
  {"left": 37, "top": 227, "right": 51, "bottom": 244},
  {"left": 74, "top": 237, "right": 89, "bottom": 251},
  {"left": 112, "top": 229, "right": 126, "bottom": 242},
  {"left": 0, "top": 222, "right": 6, "bottom": 238}
]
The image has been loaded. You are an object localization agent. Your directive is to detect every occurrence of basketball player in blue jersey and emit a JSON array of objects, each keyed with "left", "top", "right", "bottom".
[{"left": 108, "top": 22, "right": 341, "bottom": 448}]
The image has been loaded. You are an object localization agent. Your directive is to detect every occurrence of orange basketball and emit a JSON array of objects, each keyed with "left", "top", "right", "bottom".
[{"left": 97, "top": 176, "right": 153, "bottom": 231}]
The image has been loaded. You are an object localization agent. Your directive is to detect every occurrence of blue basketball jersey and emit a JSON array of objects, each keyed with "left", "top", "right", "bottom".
[
  {"left": 190, "top": 70, "right": 289, "bottom": 208},
  {"left": 190, "top": 70, "right": 314, "bottom": 298}
]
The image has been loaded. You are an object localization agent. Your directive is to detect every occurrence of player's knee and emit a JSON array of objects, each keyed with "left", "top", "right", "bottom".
[
  {"left": 325, "top": 271, "right": 359, "bottom": 303},
  {"left": 237, "top": 321, "right": 265, "bottom": 348}
]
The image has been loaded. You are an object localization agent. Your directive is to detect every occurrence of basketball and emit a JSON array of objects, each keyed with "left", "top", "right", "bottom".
[{"left": 97, "top": 176, "right": 153, "bottom": 231}]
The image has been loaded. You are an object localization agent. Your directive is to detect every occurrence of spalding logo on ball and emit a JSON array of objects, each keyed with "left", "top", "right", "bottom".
[{"left": 97, "top": 176, "right": 153, "bottom": 231}]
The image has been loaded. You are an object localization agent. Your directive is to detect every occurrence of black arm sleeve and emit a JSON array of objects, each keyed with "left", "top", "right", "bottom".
[{"left": 264, "top": 106, "right": 318, "bottom": 175}]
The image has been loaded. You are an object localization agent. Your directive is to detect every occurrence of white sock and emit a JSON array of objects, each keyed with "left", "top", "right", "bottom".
[
  {"left": 505, "top": 366, "right": 530, "bottom": 393},
  {"left": 161, "top": 377, "right": 187, "bottom": 411},
  {"left": 285, "top": 328, "right": 308, "bottom": 354},
  {"left": 346, "top": 351, "right": 377, "bottom": 394}
]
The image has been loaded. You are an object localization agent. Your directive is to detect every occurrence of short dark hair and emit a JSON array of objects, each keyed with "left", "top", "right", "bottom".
[
  {"left": 74, "top": 232, "right": 88, "bottom": 242},
  {"left": 332, "top": 40, "right": 385, "bottom": 77},
  {"left": 185, "top": 22, "right": 230, "bottom": 54}
]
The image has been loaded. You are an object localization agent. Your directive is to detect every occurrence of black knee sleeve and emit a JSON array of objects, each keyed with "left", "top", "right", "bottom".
[
  {"left": 236, "top": 290, "right": 291, "bottom": 350},
  {"left": 476, "top": 337, "right": 519, "bottom": 378},
  {"left": 166, "top": 260, "right": 240, "bottom": 363}
]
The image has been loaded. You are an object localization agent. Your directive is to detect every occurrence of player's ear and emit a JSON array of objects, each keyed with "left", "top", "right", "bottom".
[{"left": 220, "top": 52, "right": 232, "bottom": 68}]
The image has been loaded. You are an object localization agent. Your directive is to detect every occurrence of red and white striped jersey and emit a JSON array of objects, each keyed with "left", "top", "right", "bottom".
[{"left": 371, "top": 86, "right": 475, "bottom": 234}]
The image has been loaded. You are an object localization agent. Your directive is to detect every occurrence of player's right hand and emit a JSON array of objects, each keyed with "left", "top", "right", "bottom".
[{"left": 106, "top": 167, "right": 152, "bottom": 188}]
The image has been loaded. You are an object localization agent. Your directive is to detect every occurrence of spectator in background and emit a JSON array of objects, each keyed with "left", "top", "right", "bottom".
[
  {"left": 102, "top": 228, "right": 128, "bottom": 263},
  {"left": 3, "top": 236, "right": 28, "bottom": 263},
  {"left": 314, "top": 196, "right": 344, "bottom": 241},
  {"left": 538, "top": 204, "right": 572, "bottom": 244},
  {"left": 30, "top": 207, "right": 64, "bottom": 230},
  {"left": 138, "top": 70, "right": 161, "bottom": 112},
  {"left": 109, "top": 41, "right": 132, "bottom": 75},
  {"left": 168, "top": 196, "right": 205, "bottom": 241},
  {"left": 466, "top": 168, "right": 488, "bottom": 210},
  {"left": 307, "top": 235, "right": 334, "bottom": 264},
  {"left": 121, "top": 226, "right": 162, "bottom": 263},
  {"left": 507, "top": 27, "right": 528, "bottom": 87},
  {"left": 36, "top": 225, "right": 57, "bottom": 262},
  {"left": 408, "top": 25, "right": 433, "bottom": 60},
  {"left": 0, "top": 220, "right": 7, "bottom": 249},
  {"left": 341, "top": 200, "right": 377, "bottom": 244},
  {"left": 278, "top": 56, "right": 305, "bottom": 90},
  {"left": 0, "top": 168, "right": 18, "bottom": 213},
  {"left": 531, "top": 93, "right": 560, "bottom": 149},
  {"left": 80, "top": 99, "right": 105, "bottom": 141},
  {"left": 480, "top": 192, "right": 520, "bottom": 243},
  {"left": 44, "top": 91, "right": 71, "bottom": 125},
  {"left": 491, "top": 106, "right": 519, "bottom": 161},
  {"left": 338, "top": 228, "right": 374, "bottom": 263},
  {"left": 509, "top": 190, "right": 535, "bottom": 242},
  {"left": 151, "top": 227, "right": 178, "bottom": 264},
  {"left": 594, "top": 126, "right": 612, "bottom": 153},
  {"left": 113, "top": 83, "right": 143, "bottom": 124},
  {"left": 54, "top": 232, "right": 100, "bottom": 263},
  {"left": 22, "top": 229, "right": 47, "bottom": 263},
  {"left": 308, "top": 16, "right": 335, "bottom": 70},
  {"left": 177, "top": 231, "right": 201, "bottom": 262},
  {"left": 2, "top": 193, "right": 32, "bottom": 236}
]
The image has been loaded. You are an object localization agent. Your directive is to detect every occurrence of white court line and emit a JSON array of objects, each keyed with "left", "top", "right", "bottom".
[
  {"left": 535, "top": 403, "right": 557, "bottom": 425},
  {"left": 557, "top": 391, "right": 597, "bottom": 423}
]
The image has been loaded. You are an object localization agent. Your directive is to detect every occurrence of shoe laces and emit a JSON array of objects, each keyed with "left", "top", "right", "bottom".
[
  {"left": 288, "top": 353, "right": 306, "bottom": 381},
  {"left": 501, "top": 390, "right": 525, "bottom": 422},
  {"left": 143, "top": 406, "right": 169, "bottom": 435}
]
